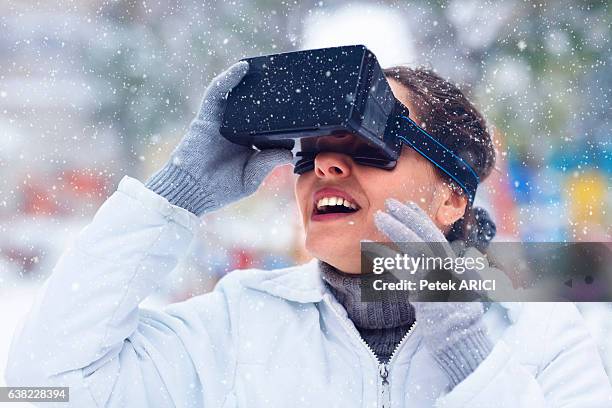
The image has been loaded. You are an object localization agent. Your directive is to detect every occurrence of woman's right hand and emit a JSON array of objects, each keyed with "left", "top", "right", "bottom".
[
  {"left": 146, "top": 61, "right": 293, "bottom": 216},
  {"left": 373, "top": 198, "right": 493, "bottom": 387}
]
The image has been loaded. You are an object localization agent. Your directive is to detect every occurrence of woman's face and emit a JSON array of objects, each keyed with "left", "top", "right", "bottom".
[{"left": 295, "top": 79, "right": 454, "bottom": 273}]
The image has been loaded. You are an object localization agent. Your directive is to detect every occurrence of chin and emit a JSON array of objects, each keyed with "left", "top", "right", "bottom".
[{"left": 305, "top": 235, "right": 362, "bottom": 273}]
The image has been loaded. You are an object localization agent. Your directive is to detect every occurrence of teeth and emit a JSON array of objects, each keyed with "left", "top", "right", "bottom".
[{"left": 316, "top": 196, "right": 358, "bottom": 210}]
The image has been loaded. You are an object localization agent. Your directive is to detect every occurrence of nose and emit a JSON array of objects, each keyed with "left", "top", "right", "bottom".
[{"left": 314, "top": 151, "right": 352, "bottom": 179}]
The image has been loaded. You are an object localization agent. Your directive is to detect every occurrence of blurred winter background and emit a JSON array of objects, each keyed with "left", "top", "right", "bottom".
[{"left": 0, "top": 0, "right": 610, "bottom": 393}]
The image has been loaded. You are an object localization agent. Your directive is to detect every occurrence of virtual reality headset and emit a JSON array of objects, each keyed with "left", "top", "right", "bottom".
[{"left": 220, "top": 45, "right": 479, "bottom": 202}]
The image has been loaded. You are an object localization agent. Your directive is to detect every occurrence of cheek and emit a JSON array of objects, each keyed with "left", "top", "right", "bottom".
[
  {"left": 294, "top": 174, "right": 311, "bottom": 220},
  {"left": 361, "top": 168, "right": 437, "bottom": 210},
  {"left": 394, "top": 178, "right": 437, "bottom": 205},
  {"left": 387, "top": 157, "right": 439, "bottom": 204}
]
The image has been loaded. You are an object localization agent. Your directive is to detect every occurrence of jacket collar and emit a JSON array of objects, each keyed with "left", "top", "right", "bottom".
[
  {"left": 241, "top": 258, "right": 327, "bottom": 303},
  {"left": 240, "top": 258, "right": 523, "bottom": 322}
]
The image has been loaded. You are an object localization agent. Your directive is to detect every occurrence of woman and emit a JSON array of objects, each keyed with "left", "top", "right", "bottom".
[{"left": 6, "top": 60, "right": 612, "bottom": 407}]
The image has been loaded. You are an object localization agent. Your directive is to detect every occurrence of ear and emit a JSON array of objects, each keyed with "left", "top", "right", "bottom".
[{"left": 433, "top": 185, "right": 468, "bottom": 227}]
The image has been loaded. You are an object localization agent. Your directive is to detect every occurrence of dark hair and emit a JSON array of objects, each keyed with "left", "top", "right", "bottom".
[{"left": 383, "top": 66, "right": 497, "bottom": 250}]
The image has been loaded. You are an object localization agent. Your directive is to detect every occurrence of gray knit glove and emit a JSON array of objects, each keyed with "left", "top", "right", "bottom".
[
  {"left": 146, "top": 61, "right": 293, "bottom": 215},
  {"left": 374, "top": 198, "right": 493, "bottom": 388}
]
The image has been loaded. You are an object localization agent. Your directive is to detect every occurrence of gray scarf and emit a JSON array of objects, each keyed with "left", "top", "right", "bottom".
[{"left": 318, "top": 260, "right": 415, "bottom": 363}]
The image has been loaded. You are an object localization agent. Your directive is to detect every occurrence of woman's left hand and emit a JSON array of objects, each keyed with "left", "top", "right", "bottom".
[{"left": 374, "top": 198, "right": 493, "bottom": 388}]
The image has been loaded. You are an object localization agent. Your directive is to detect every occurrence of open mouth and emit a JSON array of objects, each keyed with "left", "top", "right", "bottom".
[{"left": 313, "top": 195, "right": 360, "bottom": 216}]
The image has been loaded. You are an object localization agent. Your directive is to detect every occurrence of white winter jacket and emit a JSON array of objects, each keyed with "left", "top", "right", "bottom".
[{"left": 6, "top": 176, "right": 612, "bottom": 407}]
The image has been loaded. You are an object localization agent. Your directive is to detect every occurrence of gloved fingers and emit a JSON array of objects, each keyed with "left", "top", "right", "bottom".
[
  {"left": 375, "top": 210, "right": 424, "bottom": 244},
  {"left": 374, "top": 211, "right": 437, "bottom": 260},
  {"left": 385, "top": 199, "right": 457, "bottom": 259},
  {"left": 243, "top": 148, "right": 294, "bottom": 192},
  {"left": 199, "top": 60, "right": 250, "bottom": 123},
  {"left": 255, "top": 147, "right": 294, "bottom": 165},
  {"left": 385, "top": 199, "right": 447, "bottom": 243}
]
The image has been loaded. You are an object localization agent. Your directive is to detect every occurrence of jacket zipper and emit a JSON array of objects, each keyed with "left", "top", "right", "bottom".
[
  {"left": 380, "top": 324, "right": 417, "bottom": 408},
  {"left": 379, "top": 364, "right": 390, "bottom": 408},
  {"left": 323, "top": 294, "right": 417, "bottom": 408}
]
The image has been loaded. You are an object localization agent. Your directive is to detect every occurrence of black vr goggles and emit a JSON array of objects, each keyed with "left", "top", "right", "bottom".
[{"left": 220, "top": 45, "right": 479, "bottom": 202}]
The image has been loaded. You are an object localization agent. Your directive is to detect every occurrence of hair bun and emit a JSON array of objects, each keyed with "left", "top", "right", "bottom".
[{"left": 467, "top": 207, "right": 497, "bottom": 250}]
